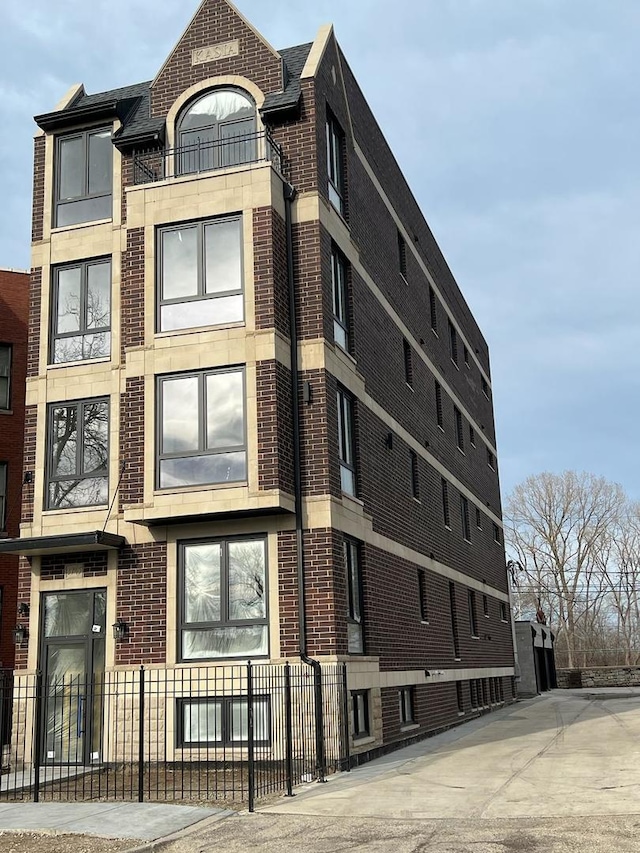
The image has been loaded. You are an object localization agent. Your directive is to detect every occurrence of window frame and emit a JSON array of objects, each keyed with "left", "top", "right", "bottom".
[
  {"left": 398, "top": 686, "right": 415, "bottom": 725},
  {"left": 468, "top": 590, "right": 479, "bottom": 638},
  {"left": 442, "top": 478, "right": 451, "bottom": 528},
  {"left": 337, "top": 387, "right": 357, "bottom": 496},
  {"left": 326, "top": 112, "right": 346, "bottom": 215},
  {"left": 156, "top": 366, "right": 247, "bottom": 490},
  {"left": 481, "top": 376, "right": 490, "bottom": 398},
  {"left": 156, "top": 215, "right": 244, "bottom": 333},
  {"left": 493, "top": 523, "right": 501, "bottom": 544},
  {"left": 429, "top": 286, "right": 438, "bottom": 335},
  {"left": 50, "top": 257, "right": 111, "bottom": 365},
  {"left": 345, "top": 538, "right": 364, "bottom": 654},
  {"left": 403, "top": 339, "right": 413, "bottom": 387},
  {"left": 0, "top": 345, "right": 11, "bottom": 410},
  {"left": 448, "top": 320, "right": 458, "bottom": 367},
  {"left": 351, "top": 689, "right": 370, "bottom": 739},
  {"left": 469, "top": 424, "right": 476, "bottom": 447},
  {"left": 45, "top": 397, "right": 110, "bottom": 510},
  {"left": 487, "top": 448, "right": 496, "bottom": 471},
  {"left": 176, "top": 695, "right": 271, "bottom": 747},
  {"left": 483, "top": 594, "right": 489, "bottom": 618},
  {"left": 410, "top": 451, "right": 420, "bottom": 500},
  {"left": 397, "top": 230, "right": 407, "bottom": 280},
  {"left": 54, "top": 127, "right": 113, "bottom": 228},
  {"left": 500, "top": 602, "right": 509, "bottom": 622},
  {"left": 418, "top": 569, "right": 428, "bottom": 622},
  {"left": 454, "top": 406, "right": 464, "bottom": 453},
  {"left": 0, "top": 462, "right": 6, "bottom": 531},
  {"left": 435, "top": 381, "right": 444, "bottom": 430},
  {"left": 449, "top": 582, "right": 461, "bottom": 659},
  {"left": 178, "top": 535, "right": 269, "bottom": 662},
  {"left": 476, "top": 506, "right": 483, "bottom": 529},
  {"left": 460, "top": 495, "right": 471, "bottom": 542},
  {"left": 456, "top": 681, "right": 465, "bottom": 714},
  {"left": 331, "top": 244, "right": 350, "bottom": 352}
]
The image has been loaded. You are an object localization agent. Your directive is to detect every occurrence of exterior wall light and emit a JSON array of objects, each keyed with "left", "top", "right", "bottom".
[
  {"left": 13, "top": 625, "right": 27, "bottom": 645},
  {"left": 112, "top": 620, "right": 128, "bottom": 641}
]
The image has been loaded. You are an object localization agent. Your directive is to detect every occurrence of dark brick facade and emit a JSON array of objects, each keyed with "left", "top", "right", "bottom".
[
  {"left": 150, "top": 0, "right": 282, "bottom": 117},
  {"left": 256, "top": 360, "right": 294, "bottom": 495},
  {"left": 119, "top": 377, "right": 145, "bottom": 509},
  {"left": 253, "top": 207, "right": 289, "bottom": 338},
  {"left": 120, "top": 228, "right": 145, "bottom": 361},
  {"left": 0, "top": 269, "right": 28, "bottom": 669},
  {"left": 31, "top": 136, "right": 45, "bottom": 244},
  {"left": 116, "top": 543, "right": 167, "bottom": 666}
]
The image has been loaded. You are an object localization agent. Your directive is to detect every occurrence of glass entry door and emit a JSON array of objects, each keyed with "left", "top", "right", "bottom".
[{"left": 41, "top": 590, "right": 106, "bottom": 765}]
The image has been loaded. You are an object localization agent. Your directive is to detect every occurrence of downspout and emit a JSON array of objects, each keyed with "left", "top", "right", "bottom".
[{"left": 283, "top": 180, "right": 326, "bottom": 781}]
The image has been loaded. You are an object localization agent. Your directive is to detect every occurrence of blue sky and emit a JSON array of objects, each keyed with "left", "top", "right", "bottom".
[{"left": 2, "top": 0, "right": 639, "bottom": 502}]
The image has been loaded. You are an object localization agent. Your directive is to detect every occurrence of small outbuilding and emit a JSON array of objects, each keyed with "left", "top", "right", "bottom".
[{"left": 515, "top": 621, "right": 557, "bottom": 697}]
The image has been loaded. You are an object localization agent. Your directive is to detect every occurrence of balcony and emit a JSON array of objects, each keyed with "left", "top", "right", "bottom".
[{"left": 132, "top": 131, "right": 283, "bottom": 186}]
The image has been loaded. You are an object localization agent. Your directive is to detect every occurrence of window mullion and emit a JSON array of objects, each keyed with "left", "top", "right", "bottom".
[
  {"left": 221, "top": 539, "right": 228, "bottom": 624},
  {"left": 76, "top": 402, "right": 83, "bottom": 477},
  {"left": 79, "top": 263, "right": 88, "bottom": 336},
  {"left": 199, "top": 372, "right": 207, "bottom": 453},
  {"left": 83, "top": 131, "right": 91, "bottom": 197},
  {"left": 198, "top": 222, "right": 206, "bottom": 297}
]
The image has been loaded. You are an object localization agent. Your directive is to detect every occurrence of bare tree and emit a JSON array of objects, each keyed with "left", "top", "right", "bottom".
[{"left": 505, "top": 471, "right": 624, "bottom": 668}]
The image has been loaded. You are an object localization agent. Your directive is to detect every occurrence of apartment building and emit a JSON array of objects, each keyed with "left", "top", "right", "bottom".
[{"left": 1, "top": 0, "right": 514, "bottom": 769}]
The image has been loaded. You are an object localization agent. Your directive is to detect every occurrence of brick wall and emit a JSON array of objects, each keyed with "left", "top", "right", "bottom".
[
  {"left": 121, "top": 228, "right": 145, "bottom": 361},
  {"left": 253, "top": 207, "right": 289, "bottom": 338},
  {"left": 20, "top": 407, "right": 37, "bottom": 525},
  {"left": 0, "top": 268, "right": 28, "bottom": 669},
  {"left": 119, "top": 378, "right": 145, "bottom": 509},
  {"left": 256, "top": 360, "right": 293, "bottom": 494},
  {"left": 362, "top": 545, "right": 512, "bottom": 672},
  {"left": 13, "top": 557, "right": 31, "bottom": 670},
  {"left": 41, "top": 552, "right": 108, "bottom": 579},
  {"left": 26, "top": 269, "right": 42, "bottom": 378},
  {"left": 31, "top": 136, "right": 45, "bottom": 243},
  {"left": 150, "top": 0, "right": 282, "bottom": 117},
  {"left": 116, "top": 543, "right": 167, "bottom": 665}
]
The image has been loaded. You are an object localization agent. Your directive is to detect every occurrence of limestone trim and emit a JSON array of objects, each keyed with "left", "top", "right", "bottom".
[
  {"left": 151, "top": 0, "right": 282, "bottom": 89},
  {"left": 352, "top": 141, "right": 492, "bottom": 386},
  {"left": 299, "top": 494, "right": 508, "bottom": 603},
  {"left": 347, "top": 665, "right": 516, "bottom": 691},
  {"left": 298, "top": 339, "right": 503, "bottom": 529},
  {"left": 300, "top": 24, "right": 334, "bottom": 79},
  {"left": 165, "top": 75, "right": 266, "bottom": 151},
  {"left": 292, "top": 195, "right": 498, "bottom": 458}
]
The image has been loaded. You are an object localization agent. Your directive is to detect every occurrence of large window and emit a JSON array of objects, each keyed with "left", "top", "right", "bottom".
[
  {"left": 51, "top": 259, "right": 111, "bottom": 363},
  {"left": 337, "top": 388, "right": 356, "bottom": 496},
  {"left": 0, "top": 462, "right": 6, "bottom": 531},
  {"left": 179, "top": 537, "right": 268, "bottom": 661},
  {"left": 331, "top": 245, "right": 349, "bottom": 351},
  {"left": 399, "top": 687, "right": 415, "bottom": 725},
  {"left": 157, "top": 367, "right": 246, "bottom": 489},
  {"left": 326, "top": 112, "right": 345, "bottom": 214},
  {"left": 46, "top": 399, "right": 109, "bottom": 509},
  {"left": 178, "top": 696, "right": 270, "bottom": 746},
  {"left": 345, "top": 538, "right": 364, "bottom": 654},
  {"left": 0, "top": 346, "right": 11, "bottom": 410},
  {"left": 177, "top": 89, "right": 256, "bottom": 174},
  {"left": 158, "top": 217, "right": 243, "bottom": 332},
  {"left": 55, "top": 128, "right": 112, "bottom": 227}
]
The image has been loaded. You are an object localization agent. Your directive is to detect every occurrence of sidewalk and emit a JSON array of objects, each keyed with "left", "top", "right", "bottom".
[{"left": 0, "top": 801, "right": 234, "bottom": 841}]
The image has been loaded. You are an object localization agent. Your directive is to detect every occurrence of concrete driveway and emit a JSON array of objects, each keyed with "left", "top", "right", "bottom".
[{"left": 168, "top": 688, "right": 640, "bottom": 852}]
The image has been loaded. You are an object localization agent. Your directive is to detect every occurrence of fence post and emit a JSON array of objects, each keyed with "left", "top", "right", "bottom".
[
  {"left": 313, "top": 662, "right": 326, "bottom": 783},
  {"left": 33, "top": 671, "right": 43, "bottom": 803},
  {"left": 247, "top": 661, "right": 255, "bottom": 812},
  {"left": 341, "top": 663, "right": 351, "bottom": 772},
  {"left": 138, "top": 666, "right": 145, "bottom": 803},
  {"left": 284, "top": 663, "right": 294, "bottom": 796}
]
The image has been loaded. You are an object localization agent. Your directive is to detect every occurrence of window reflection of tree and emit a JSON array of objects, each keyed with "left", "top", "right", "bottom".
[
  {"left": 54, "top": 264, "right": 110, "bottom": 364},
  {"left": 49, "top": 402, "right": 109, "bottom": 508}
]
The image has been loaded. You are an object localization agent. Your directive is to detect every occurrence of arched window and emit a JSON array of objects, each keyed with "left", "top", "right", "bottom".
[{"left": 177, "top": 89, "right": 256, "bottom": 174}]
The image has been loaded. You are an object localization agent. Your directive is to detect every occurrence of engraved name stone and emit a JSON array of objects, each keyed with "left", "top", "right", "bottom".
[{"left": 192, "top": 40, "right": 240, "bottom": 65}]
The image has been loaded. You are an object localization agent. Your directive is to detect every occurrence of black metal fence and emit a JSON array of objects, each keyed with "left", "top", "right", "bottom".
[
  {"left": 0, "top": 662, "right": 348, "bottom": 809},
  {"left": 132, "top": 131, "right": 284, "bottom": 185}
]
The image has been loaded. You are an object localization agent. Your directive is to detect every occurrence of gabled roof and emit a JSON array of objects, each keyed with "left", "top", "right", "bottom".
[
  {"left": 261, "top": 43, "right": 312, "bottom": 116},
  {"left": 35, "top": 39, "right": 313, "bottom": 145}
]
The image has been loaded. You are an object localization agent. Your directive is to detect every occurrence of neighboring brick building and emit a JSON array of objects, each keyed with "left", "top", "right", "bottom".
[
  {"left": 0, "top": 269, "right": 29, "bottom": 672},
  {"left": 1, "top": 0, "right": 515, "bottom": 767}
]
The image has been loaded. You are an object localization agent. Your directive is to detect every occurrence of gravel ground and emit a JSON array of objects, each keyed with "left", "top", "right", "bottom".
[{"left": 0, "top": 832, "right": 138, "bottom": 853}]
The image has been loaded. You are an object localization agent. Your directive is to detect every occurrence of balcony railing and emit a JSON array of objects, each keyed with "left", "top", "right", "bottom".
[{"left": 132, "top": 131, "right": 283, "bottom": 186}]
